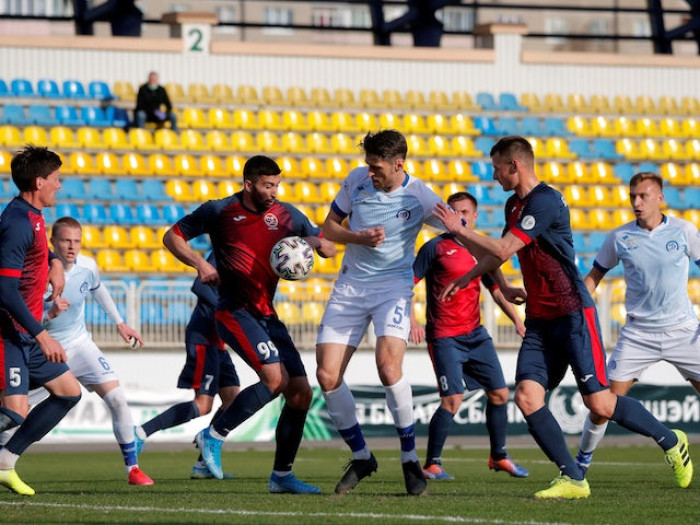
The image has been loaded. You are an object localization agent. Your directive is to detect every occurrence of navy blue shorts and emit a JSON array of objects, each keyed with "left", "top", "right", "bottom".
[
  {"left": 1, "top": 329, "right": 70, "bottom": 395},
  {"left": 516, "top": 307, "right": 609, "bottom": 394},
  {"left": 428, "top": 326, "right": 506, "bottom": 396},
  {"left": 214, "top": 307, "right": 306, "bottom": 378},
  {"left": 177, "top": 306, "right": 239, "bottom": 394}
]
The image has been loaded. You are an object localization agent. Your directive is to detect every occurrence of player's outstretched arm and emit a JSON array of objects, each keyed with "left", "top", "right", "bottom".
[
  {"left": 117, "top": 323, "right": 144, "bottom": 348},
  {"left": 321, "top": 209, "right": 385, "bottom": 247},
  {"left": 163, "top": 228, "right": 219, "bottom": 285},
  {"left": 303, "top": 236, "right": 337, "bottom": 258}
]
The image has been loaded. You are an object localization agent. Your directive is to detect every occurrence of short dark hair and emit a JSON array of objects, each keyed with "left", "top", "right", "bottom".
[
  {"left": 360, "top": 130, "right": 407, "bottom": 160},
  {"left": 51, "top": 216, "right": 82, "bottom": 237},
  {"left": 11, "top": 145, "right": 62, "bottom": 192},
  {"left": 629, "top": 171, "right": 663, "bottom": 190},
  {"left": 447, "top": 191, "right": 478, "bottom": 209},
  {"left": 490, "top": 135, "right": 535, "bottom": 168},
  {"left": 243, "top": 155, "right": 281, "bottom": 184}
]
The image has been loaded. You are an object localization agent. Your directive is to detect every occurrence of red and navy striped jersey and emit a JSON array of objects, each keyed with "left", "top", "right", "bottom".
[
  {"left": 413, "top": 233, "right": 495, "bottom": 341},
  {"left": 0, "top": 197, "right": 50, "bottom": 336},
  {"left": 503, "top": 182, "right": 592, "bottom": 319},
  {"left": 173, "top": 193, "right": 320, "bottom": 318}
]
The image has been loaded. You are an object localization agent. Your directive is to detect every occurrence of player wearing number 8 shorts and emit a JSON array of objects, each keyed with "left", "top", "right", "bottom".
[{"left": 163, "top": 155, "right": 336, "bottom": 493}]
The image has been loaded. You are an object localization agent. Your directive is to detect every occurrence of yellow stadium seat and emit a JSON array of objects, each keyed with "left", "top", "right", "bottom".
[
  {"left": 354, "top": 112, "right": 377, "bottom": 133},
  {"left": 442, "top": 182, "right": 466, "bottom": 202},
  {"left": 208, "top": 108, "right": 236, "bottom": 130},
  {"left": 154, "top": 128, "right": 180, "bottom": 151},
  {"left": 569, "top": 208, "right": 590, "bottom": 230},
  {"left": 319, "top": 181, "right": 340, "bottom": 202},
  {"left": 282, "top": 110, "right": 310, "bottom": 132},
  {"left": 427, "top": 90, "right": 451, "bottom": 111},
  {"left": 281, "top": 132, "right": 310, "bottom": 154},
  {"left": 379, "top": 112, "right": 401, "bottom": 130},
  {"left": 94, "top": 151, "right": 121, "bottom": 175},
  {"left": 130, "top": 226, "right": 160, "bottom": 249},
  {"left": 81, "top": 225, "right": 107, "bottom": 249},
  {"left": 612, "top": 116, "right": 638, "bottom": 137},
  {"left": 685, "top": 139, "right": 700, "bottom": 161},
  {"left": 180, "top": 129, "right": 207, "bottom": 151},
  {"left": 634, "top": 95, "right": 657, "bottom": 115},
  {"left": 304, "top": 278, "right": 332, "bottom": 300},
  {"left": 659, "top": 117, "right": 684, "bottom": 138},
  {"left": 49, "top": 126, "right": 79, "bottom": 149},
  {"left": 527, "top": 137, "right": 546, "bottom": 158},
  {"left": 276, "top": 156, "right": 300, "bottom": 178},
  {"left": 662, "top": 139, "right": 689, "bottom": 161},
  {"left": 165, "top": 179, "right": 193, "bottom": 202},
  {"left": 359, "top": 88, "right": 381, "bottom": 109},
  {"left": 638, "top": 138, "right": 664, "bottom": 160},
  {"left": 381, "top": 89, "right": 404, "bottom": 109},
  {"left": 520, "top": 92, "right": 546, "bottom": 112},
  {"left": 425, "top": 114, "right": 450, "bottom": 134},
  {"left": 181, "top": 107, "right": 209, "bottom": 129},
  {"left": 103, "top": 225, "right": 132, "bottom": 249},
  {"left": 307, "top": 111, "right": 333, "bottom": 132},
  {"left": 151, "top": 248, "right": 188, "bottom": 273},
  {"left": 402, "top": 113, "right": 428, "bottom": 134},
  {"left": 422, "top": 159, "right": 445, "bottom": 181},
  {"left": 635, "top": 117, "right": 660, "bottom": 137},
  {"left": 331, "top": 133, "right": 357, "bottom": 155},
  {"left": 204, "top": 130, "right": 233, "bottom": 152},
  {"left": 587, "top": 209, "right": 612, "bottom": 229},
  {"left": 563, "top": 185, "right": 591, "bottom": 207},
  {"left": 683, "top": 209, "right": 700, "bottom": 229},
  {"left": 566, "top": 116, "right": 590, "bottom": 136},
  {"left": 23, "top": 126, "right": 49, "bottom": 146},
  {"left": 681, "top": 117, "right": 698, "bottom": 137},
  {"left": 276, "top": 301, "right": 302, "bottom": 326},
  {"left": 0, "top": 125, "right": 22, "bottom": 148},
  {"left": 173, "top": 154, "right": 203, "bottom": 177},
  {"left": 588, "top": 185, "right": 611, "bottom": 208},
  {"left": 200, "top": 154, "right": 227, "bottom": 177},
  {"left": 616, "top": 138, "right": 643, "bottom": 160},
  {"left": 217, "top": 180, "right": 239, "bottom": 198},
  {"left": 148, "top": 153, "right": 174, "bottom": 176},
  {"left": 325, "top": 158, "right": 348, "bottom": 179},
  {"left": 426, "top": 135, "right": 451, "bottom": 157},
  {"left": 660, "top": 162, "right": 686, "bottom": 185},
  {"left": 113, "top": 81, "right": 135, "bottom": 101},
  {"left": 128, "top": 128, "right": 158, "bottom": 151},
  {"left": 567, "top": 161, "right": 594, "bottom": 184},
  {"left": 187, "top": 83, "right": 215, "bottom": 104},
  {"left": 300, "top": 157, "right": 324, "bottom": 179},
  {"left": 262, "top": 86, "right": 286, "bottom": 106},
  {"left": 235, "top": 85, "right": 260, "bottom": 105},
  {"left": 275, "top": 181, "right": 292, "bottom": 201},
  {"left": 164, "top": 82, "right": 187, "bottom": 103},
  {"left": 301, "top": 302, "right": 325, "bottom": 325},
  {"left": 224, "top": 155, "right": 245, "bottom": 177},
  {"left": 328, "top": 111, "right": 356, "bottom": 133},
  {"left": 256, "top": 131, "right": 283, "bottom": 153},
  {"left": 257, "top": 110, "right": 284, "bottom": 131},
  {"left": 450, "top": 136, "right": 480, "bottom": 157},
  {"left": 450, "top": 114, "right": 480, "bottom": 136},
  {"left": 451, "top": 91, "right": 481, "bottom": 111},
  {"left": 305, "top": 132, "right": 332, "bottom": 155},
  {"left": 310, "top": 87, "right": 333, "bottom": 108},
  {"left": 191, "top": 179, "right": 216, "bottom": 201},
  {"left": 447, "top": 159, "right": 476, "bottom": 182},
  {"left": 589, "top": 116, "right": 615, "bottom": 137},
  {"left": 405, "top": 89, "right": 430, "bottom": 110},
  {"left": 231, "top": 108, "right": 258, "bottom": 130},
  {"left": 685, "top": 163, "right": 700, "bottom": 185},
  {"left": 404, "top": 159, "right": 421, "bottom": 178},
  {"left": 542, "top": 161, "right": 571, "bottom": 184},
  {"left": 0, "top": 150, "right": 10, "bottom": 173},
  {"left": 589, "top": 94, "right": 612, "bottom": 114},
  {"left": 294, "top": 181, "right": 321, "bottom": 203},
  {"left": 681, "top": 96, "right": 700, "bottom": 116},
  {"left": 124, "top": 249, "right": 157, "bottom": 272},
  {"left": 546, "top": 138, "right": 577, "bottom": 159},
  {"left": 566, "top": 93, "right": 590, "bottom": 113},
  {"left": 66, "top": 152, "right": 95, "bottom": 175},
  {"left": 333, "top": 88, "right": 361, "bottom": 109},
  {"left": 613, "top": 95, "right": 634, "bottom": 114},
  {"left": 609, "top": 185, "right": 630, "bottom": 207},
  {"left": 611, "top": 208, "right": 635, "bottom": 227},
  {"left": 230, "top": 131, "right": 256, "bottom": 152},
  {"left": 590, "top": 161, "right": 620, "bottom": 184},
  {"left": 286, "top": 86, "right": 309, "bottom": 107},
  {"left": 314, "top": 205, "right": 330, "bottom": 226},
  {"left": 406, "top": 135, "right": 429, "bottom": 157},
  {"left": 96, "top": 250, "right": 130, "bottom": 273},
  {"left": 74, "top": 127, "right": 103, "bottom": 149},
  {"left": 544, "top": 93, "right": 566, "bottom": 112},
  {"left": 210, "top": 83, "right": 234, "bottom": 104}
]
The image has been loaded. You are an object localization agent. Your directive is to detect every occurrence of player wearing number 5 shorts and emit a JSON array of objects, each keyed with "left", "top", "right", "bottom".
[{"left": 163, "top": 155, "right": 336, "bottom": 493}]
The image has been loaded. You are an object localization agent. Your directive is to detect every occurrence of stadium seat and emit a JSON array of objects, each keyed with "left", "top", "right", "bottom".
[
  {"left": 135, "top": 203, "right": 163, "bottom": 225},
  {"left": 1, "top": 104, "right": 30, "bottom": 125},
  {"left": 310, "top": 87, "right": 334, "bottom": 108},
  {"left": 281, "top": 131, "right": 310, "bottom": 154},
  {"left": 379, "top": 112, "right": 400, "bottom": 130},
  {"left": 275, "top": 156, "right": 299, "bottom": 178},
  {"left": 566, "top": 116, "right": 590, "bottom": 136},
  {"left": 115, "top": 179, "right": 145, "bottom": 201},
  {"left": 520, "top": 116, "right": 544, "bottom": 136},
  {"left": 151, "top": 248, "right": 187, "bottom": 273},
  {"left": 145, "top": 153, "right": 172, "bottom": 177},
  {"left": 404, "top": 89, "right": 430, "bottom": 110},
  {"left": 224, "top": 155, "right": 245, "bottom": 177},
  {"left": 28, "top": 104, "right": 58, "bottom": 126},
  {"left": 10, "top": 78, "right": 37, "bottom": 97},
  {"left": 81, "top": 106, "right": 111, "bottom": 127},
  {"left": 319, "top": 181, "right": 340, "bottom": 202},
  {"left": 589, "top": 116, "right": 614, "bottom": 137},
  {"left": 498, "top": 92, "right": 527, "bottom": 111},
  {"left": 276, "top": 302, "right": 302, "bottom": 326},
  {"left": 591, "top": 139, "right": 623, "bottom": 160},
  {"left": 426, "top": 90, "right": 450, "bottom": 111},
  {"left": 187, "top": 83, "right": 215, "bottom": 104},
  {"left": 180, "top": 129, "right": 207, "bottom": 151},
  {"left": 685, "top": 163, "right": 700, "bottom": 185},
  {"left": 359, "top": 88, "right": 381, "bottom": 109},
  {"left": 256, "top": 131, "right": 283, "bottom": 153},
  {"left": 23, "top": 126, "right": 49, "bottom": 146},
  {"left": 49, "top": 126, "right": 79, "bottom": 148},
  {"left": 232, "top": 109, "right": 258, "bottom": 130},
  {"left": 331, "top": 133, "right": 357, "bottom": 155},
  {"left": 66, "top": 151, "right": 96, "bottom": 175},
  {"left": 191, "top": 179, "right": 217, "bottom": 201},
  {"left": 476, "top": 92, "right": 498, "bottom": 111},
  {"left": 474, "top": 137, "right": 495, "bottom": 157},
  {"left": 94, "top": 151, "right": 121, "bottom": 175},
  {"left": 87, "top": 178, "right": 113, "bottom": 200},
  {"left": 588, "top": 94, "right": 612, "bottom": 114},
  {"left": 208, "top": 108, "right": 236, "bottom": 130},
  {"left": 197, "top": 154, "right": 226, "bottom": 178},
  {"left": 103, "top": 225, "right": 132, "bottom": 248},
  {"left": 235, "top": 84, "right": 260, "bottom": 105},
  {"left": 181, "top": 107, "right": 209, "bottom": 129},
  {"left": 520, "top": 92, "right": 546, "bottom": 112},
  {"left": 82, "top": 203, "right": 108, "bottom": 224},
  {"left": 568, "top": 161, "right": 595, "bottom": 184},
  {"left": 62, "top": 80, "right": 88, "bottom": 99},
  {"left": 473, "top": 116, "right": 498, "bottom": 136},
  {"left": 451, "top": 137, "right": 481, "bottom": 157},
  {"left": 165, "top": 180, "right": 193, "bottom": 202},
  {"left": 88, "top": 80, "right": 113, "bottom": 101},
  {"left": 446, "top": 159, "right": 476, "bottom": 182},
  {"left": 162, "top": 203, "right": 186, "bottom": 223},
  {"left": 109, "top": 203, "right": 137, "bottom": 224},
  {"left": 427, "top": 135, "right": 451, "bottom": 157},
  {"left": 75, "top": 127, "right": 103, "bottom": 149},
  {"left": 447, "top": 91, "right": 478, "bottom": 111},
  {"left": 306, "top": 110, "right": 333, "bottom": 133},
  {"left": 380, "top": 89, "right": 404, "bottom": 109},
  {"left": 634, "top": 95, "right": 657, "bottom": 115},
  {"left": 154, "top": 128, "right": 180, "bottom": 151},
  {"left": 613, "top": 94, "right": 634, "bottom": 114},
  {"left": 112, "top": 81, "right": 135, "bottom": 101},
  {"left": 61, "top": 178, "right": 88, "bottom": 200},
  {"left": 103, "top": 127, "right": 129, "bottom": 150},
  {"left": 0, "top": 151, "right": 11, "bottom": 174},
  {"left": 123, "top": 249, "right": 157, "bottom": 272},
  {"left": 543, "top": 93, "right": 566, "bottom": 112},
  {"left": 96, "top": 249, "right": 129, "bottom": 272},
  {"left": 172, "top": 154, "right": 203, "bottom": 177},
  {"left": 325, "top": 158, "right": 348, "bottom": 179},
  {"left": 163, "top": 82, "right": 186, "bottom": 103},
  {"left": 262, "top": 85, "right": 286, "bottom": 106},
  {"left": 36, "top": 78, "right": 61, "bottom": 99},
  {"left": 403, "top": 113, "right": 429, "bottom": 134},
  {"left": 286, "top": 86, "right": 310, "bottom": 107},
  {"left": 217, "top": 180, "right": 238, "bottom": 198},
  {"left": 81, "top": 225, "right": 107, "bottom": 249},
  {"left": 685, "top": 138, "right": 700, "bottom": 161},
  {"left": 546, "top": 137, "right": 577, "bottom": 159},
  {"left": 0, "top": 125, "right": 22, "bottom": 147}
]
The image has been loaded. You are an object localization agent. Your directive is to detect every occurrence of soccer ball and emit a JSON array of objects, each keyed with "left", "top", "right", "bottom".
[{"left": 269, "top": 236, "right": 314, "bottom": 281}]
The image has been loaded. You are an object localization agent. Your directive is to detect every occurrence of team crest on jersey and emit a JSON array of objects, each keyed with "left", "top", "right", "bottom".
[
  {"left": 264, "top": 213, "right": 278, "bottom": 230},
  {"left": 520, "top": 215, "right": 536, "bottom": 231},
  {"left": 666, "top": 240, "right": 680, "bottom": 252},
  {"left": 395, "top": 209, "right": 411, "bottom": 221},
  {"left": 80, "top": 281, "right": 89, "bottom": 294}
]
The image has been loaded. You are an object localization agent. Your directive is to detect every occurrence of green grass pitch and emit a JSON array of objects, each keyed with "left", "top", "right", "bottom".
[{"left": 0, "top": 442, "right": 697, "bottom": 524}]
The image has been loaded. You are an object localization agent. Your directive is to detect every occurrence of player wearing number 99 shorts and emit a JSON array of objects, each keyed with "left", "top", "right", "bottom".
[{"left": 162, "top": 155, "right": 336, "bottom": 493}]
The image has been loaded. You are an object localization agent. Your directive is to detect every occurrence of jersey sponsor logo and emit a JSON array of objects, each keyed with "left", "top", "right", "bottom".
[
  {"left": 666, "top": 240, "right": 680, "bottom": 252},
  {"left": 395, "top": 209, "right": 411, "bottom": 221},
  {"left": 580, "top": 374, "right": 593, "bottom": 383},
  {"left": 446, "top": 249, "right": 457, "bottom": 256},
  {"left": 232, "top": 215, "right": 246, "bottom": 222},
  {"left": 264, "top": 213, "right": 278, "bottom": 230},
  {"left": 520, "top": 215, "right": 536, "bottom": 231},
  {"left": 620, "top": 234, "right": 640, "bottom": 251}
]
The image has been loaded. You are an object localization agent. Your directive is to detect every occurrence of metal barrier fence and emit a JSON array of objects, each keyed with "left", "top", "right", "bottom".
[{"left": 85, "top": 278, "right": 661, "bottom": 351}]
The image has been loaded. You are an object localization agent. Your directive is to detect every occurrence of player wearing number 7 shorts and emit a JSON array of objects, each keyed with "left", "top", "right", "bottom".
[{"left": 162, "top": 155, "right": 336, "bottom": 493}]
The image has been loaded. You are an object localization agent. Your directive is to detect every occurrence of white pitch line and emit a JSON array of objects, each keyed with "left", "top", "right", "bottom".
[{"left": 0, "top": 500, "right": 584, "bottom": 525}]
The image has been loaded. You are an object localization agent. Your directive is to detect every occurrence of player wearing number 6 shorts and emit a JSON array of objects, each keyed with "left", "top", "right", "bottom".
[{"left": 163, "top": 155, "right": 336, "bottom": 493}]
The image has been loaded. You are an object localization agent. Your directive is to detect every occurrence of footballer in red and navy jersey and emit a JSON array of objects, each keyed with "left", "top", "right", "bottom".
[
  {"left": 413, "top": 233, "right": 496, "bottom": 341},
  {"left": 172, "top": 192, "right": 320, "bottom": 318}
]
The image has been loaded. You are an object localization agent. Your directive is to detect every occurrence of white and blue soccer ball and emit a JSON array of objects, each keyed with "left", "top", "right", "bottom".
[{"left": 269, "top": 236, "right": 314, "bottom": 281}]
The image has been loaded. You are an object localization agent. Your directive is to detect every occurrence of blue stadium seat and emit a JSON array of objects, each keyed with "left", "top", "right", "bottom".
[
  {"left": 55, "top": 105, "right": 86, "bottom": 127},
  {"left": 42, "top": 206, "right": 57, "bottom": 224},
  {"left": 10, "top": 78, "right": 37, "bottom": 97},
  {"left": 683, "top": 187, "right": 700, "bottom": 209},
  {"left": 89, "top": 179, "right": 114, "bottom": 199},
  {"left": 614, "top": 162, "right": 635, "bottom": 183},
  {"left": 521, "top": 117, "right": 545, "bottom": 136},
  {"left": 637, "top": 161, "right": 658, "bottom": 174},
  {"left": 663, "top": 187, "right": 684, "bottom": 209},
  {"left": 0, "top": 79, "right": 8, "bottom": 97},
  {"left": 105, "top": 106, "right": 130, "bottom": 128},
  {"left": 467, "top": 184, "right": 496, "bottom": 205},
  {"left": 54, "top": 202, "right": 81, "bottom": 220},
  {"left": 115, "top": 179, "right": 145, "bottom": 200},
  {"left": 498, "top": 92, "right": 528, "bottom": 111},
  {"left": 60, "top": 178, "right": 88, "bottom": 200},
  {"left": 587, "top": 232, "right": 607, "bottom": 252},
  {"left": 28, "top": 104, "right": 58, "bottom": 126},
  {"left": 474, "top": 137, "right": 496, "bottom": 156},
  {"left": 568, "top": 139, "right": 595, "bottom": 158},
  {"left": 543, "top": 117, "right": 571, "bottom": 136},
  {"left": 497, "top": 116, "right": 521, "bottom": 135},
  {"left": 142, "top": 180, "right": 168, "bottom": 201},
  {"left": 81, "top": 106, "right": 111, "bottom": 127},
  {"left": 572, "top": 232, "right": 588, "bottom": 253},
  {"left": 0, "top": 179, "right": 14, "bottom": 199},
  {"left": 37, "top": 79, "right": 61, "bottom": 99},
  {"left": 82, "top": 203, "right": 109, "bottom": 224},
  {"left": 478, "top": 209, "right": 502, "bottom": 229},
  {"left": 109, "top": 203, "right": 137, "bottom": 224},
  {"left": 135, "top": 203, "right": 163, "bottom": 224},
  {"left": 471, "top": 161, "right": 493, "bottom": 181},
  {"left": 473, "top": 116, "right": 498, "bottom": 136},
  {"left": 592, "top": 139, "right": 623, "bottom": 160},
  {"left": 88, "top": 81, "right": 114, "bottom": 101},
  {"left": 189, "top": 235, "right": 211, "bottom": 251},
  {"left": 476, "top": 92, "right": 498, "bottom": 111},
  {"left": 0, "top": 104, "right": 30, "bottom": 125},
  {"left": 162, "top": 203, "right": 186, "bottom": 223},
  {"left": 63, "top": 80, "right": 88, "bottom": 99}
]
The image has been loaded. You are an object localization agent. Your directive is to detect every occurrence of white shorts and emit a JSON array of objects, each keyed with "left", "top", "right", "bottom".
[
  {"left": 316, "top": 281, "right": 413, "bottom": 348},
  {"left": 607, "top": 320, "right": 700, "bottom": 382}
]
